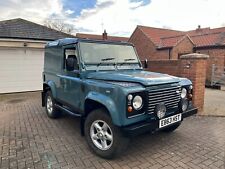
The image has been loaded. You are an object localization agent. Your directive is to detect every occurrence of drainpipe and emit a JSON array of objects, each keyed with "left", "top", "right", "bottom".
[{"left": 169, "top": 48, "right": 171, "bottom": 60}]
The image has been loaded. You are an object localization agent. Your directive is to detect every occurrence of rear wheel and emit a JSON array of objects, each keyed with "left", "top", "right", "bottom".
[
  {"left": 45, "top": 91, "right": 61, "bottom": 118},
  {"left": 84, "top": 108, "right": 129, "bottom": 159},
  {"left": 161, "top": 122, "right": 181, "bottom": 132}
]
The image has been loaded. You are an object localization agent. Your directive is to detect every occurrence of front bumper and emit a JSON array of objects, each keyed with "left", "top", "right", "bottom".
[{"left": 121, "top": 107, "right": 198, "bottom": 137}]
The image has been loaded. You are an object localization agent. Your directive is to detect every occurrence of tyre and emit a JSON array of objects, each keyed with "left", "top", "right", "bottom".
[
  {"left": 161, "top": 122, "right": 181, "bottom": 132},
  {"left": 45, "top": 91, "right": 61, "bottom": 118},
  {"left": 84, "top": 108, "right": 129, "bottom": 159}
]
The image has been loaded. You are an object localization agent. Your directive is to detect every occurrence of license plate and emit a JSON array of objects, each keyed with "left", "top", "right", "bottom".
[{"left": 159, "top": 114, "right": 182, "bottom": 128}]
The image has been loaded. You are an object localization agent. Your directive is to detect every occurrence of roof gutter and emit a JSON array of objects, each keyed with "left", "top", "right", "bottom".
[
  {"left": 194, "top": 45, "right": 225, "bottom": 50},
  {"left": 157, "top": 46, "right": 173, "bottom": 50},
  {"left": 0, "top": 36, "right": 57, "bottom": 41}
]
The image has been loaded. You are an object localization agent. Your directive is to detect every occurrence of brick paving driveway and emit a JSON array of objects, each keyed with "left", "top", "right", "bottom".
[
  {"left": 204, "top": 88, "right": 225, "bottom": 116},
  {"left": 0, "top": 92, "right": 224, "bottom": 169}
]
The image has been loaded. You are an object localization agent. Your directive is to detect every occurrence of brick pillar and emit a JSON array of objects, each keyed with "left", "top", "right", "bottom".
[{"left": 179, "top": 53, "right": 209, "bottom": 113}]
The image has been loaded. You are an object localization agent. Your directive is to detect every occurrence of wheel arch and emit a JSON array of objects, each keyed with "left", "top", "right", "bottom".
[
  {"left": 80, "top": 92, "right": 122, "bottom": 136},
  {"left": 42, "top": 81, "right": 57, "bottom": 106},
  {"left": 84, "top": 99, "right": 110, "bottom": 117}
]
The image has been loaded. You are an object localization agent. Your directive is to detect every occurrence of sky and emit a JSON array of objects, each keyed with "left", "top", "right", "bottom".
[{"left": 0, "top": 0, "right": 225, "bottom": 36}]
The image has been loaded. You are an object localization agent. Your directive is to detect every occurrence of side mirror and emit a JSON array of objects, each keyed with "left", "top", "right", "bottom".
[
  {"left": 66, "top": 57, "right": 75, "bottom": 71},
  {"left": 144, "top": 59, "right": 148, "bottom": 69}
]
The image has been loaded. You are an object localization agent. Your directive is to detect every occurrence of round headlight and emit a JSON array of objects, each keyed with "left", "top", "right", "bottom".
[
  {"left": 132, "top": 95, "right": 143, "bottom": 110},
  {"left": 181, "top": 88, "right": 187, "bottom": 98}
]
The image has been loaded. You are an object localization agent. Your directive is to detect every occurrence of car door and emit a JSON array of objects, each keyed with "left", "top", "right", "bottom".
[{"left": 58, "top": 44, "right": 83, "bottom": 112}]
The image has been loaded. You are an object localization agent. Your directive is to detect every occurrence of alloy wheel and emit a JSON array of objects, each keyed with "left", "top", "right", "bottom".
[{"left": 90, "top": 120, "right": 113, "bottom": 150}]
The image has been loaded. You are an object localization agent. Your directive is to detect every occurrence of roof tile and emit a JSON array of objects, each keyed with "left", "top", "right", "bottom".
[
  {"left": 138, "top": 25, "right": 184, "bottom": 46},
  {"left": 137, "top": 25, "right": 225, "bottom": 48}
]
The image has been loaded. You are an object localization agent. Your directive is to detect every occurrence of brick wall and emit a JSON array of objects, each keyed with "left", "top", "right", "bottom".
[
  {"left": 171, "top": 36, "right": 194, "bottom": 59},
  {"left": 144, "top": 60, "right": 179, "bottom": 76},
  {"left": 153, "top": 49, "right": 170, "bottom": 60},
  {"left": 144, "top": 53, "right": 209, "bottom": 112},
  {"left": 129, "top": 28, "right": 170, "bottom": 60},
  {"left": 129, "top": 28, "right": 156, "bottom": 61}
]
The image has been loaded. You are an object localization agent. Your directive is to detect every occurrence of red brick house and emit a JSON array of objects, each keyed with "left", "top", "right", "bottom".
[{"left": 129, "top": 25, "right": 225, "bottom": 85}]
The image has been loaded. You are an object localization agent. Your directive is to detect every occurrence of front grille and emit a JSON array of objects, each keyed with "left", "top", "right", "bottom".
[{"left": 146, "top": 83, "right": 181, "bottom": 114}]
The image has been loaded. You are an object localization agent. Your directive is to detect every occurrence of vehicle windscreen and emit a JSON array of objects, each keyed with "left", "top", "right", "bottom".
[{"left": 79, "top": 42, "right": 142, "bottom": 70}]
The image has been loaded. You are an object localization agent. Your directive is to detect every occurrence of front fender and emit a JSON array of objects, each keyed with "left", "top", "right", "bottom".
[{"left": 85, "top": 92, "right": 122, "bottom": 126}]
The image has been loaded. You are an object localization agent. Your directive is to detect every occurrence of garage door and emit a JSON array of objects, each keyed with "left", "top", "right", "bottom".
[{"left": 0, "top": 48, "right": 44, "bottom": 93}]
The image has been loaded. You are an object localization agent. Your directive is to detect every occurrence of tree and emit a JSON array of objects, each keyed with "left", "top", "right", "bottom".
[{"left": 44, "top": 19, "right": 74, "bottom": 34}]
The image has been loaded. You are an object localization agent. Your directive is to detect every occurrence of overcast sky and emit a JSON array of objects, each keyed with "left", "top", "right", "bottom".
[{"left": 0, "top": 0, "right": 225, "bottom": 36}]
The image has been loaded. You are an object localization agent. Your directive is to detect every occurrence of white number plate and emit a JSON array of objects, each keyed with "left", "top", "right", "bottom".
[{"left": 159, "top": 114, "right": 182, "bottom": 128}]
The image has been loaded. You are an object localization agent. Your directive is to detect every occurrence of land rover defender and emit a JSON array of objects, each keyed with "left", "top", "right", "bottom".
[{"left": 42, "top": 38, "right": 197, "bottom": 158}]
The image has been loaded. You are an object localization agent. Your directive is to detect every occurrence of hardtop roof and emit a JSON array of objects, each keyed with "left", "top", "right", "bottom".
[{"left": 46, "top": 38, "right": 134, "bottom": 48}]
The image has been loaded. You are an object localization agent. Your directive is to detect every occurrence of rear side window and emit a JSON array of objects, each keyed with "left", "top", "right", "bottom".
[{"left": 44, "top": 47, "right": 61, "bottom": 72}]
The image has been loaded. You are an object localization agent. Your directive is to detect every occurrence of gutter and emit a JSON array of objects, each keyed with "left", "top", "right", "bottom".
[{"left": 194, "top": 45, "right": 225, "bottom": 50}]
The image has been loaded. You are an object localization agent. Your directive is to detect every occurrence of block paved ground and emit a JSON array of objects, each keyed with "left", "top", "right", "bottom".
[
  {"left": 204, "top": 88, "right": 225, "bottom": 116},
  {"left": 0, "top": 92, "right": 224, "bottom": 169}
]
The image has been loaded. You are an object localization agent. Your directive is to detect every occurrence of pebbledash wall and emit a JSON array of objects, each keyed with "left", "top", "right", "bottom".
[{"left": 144, "top": 53, "right": 209, "bottom": 113}]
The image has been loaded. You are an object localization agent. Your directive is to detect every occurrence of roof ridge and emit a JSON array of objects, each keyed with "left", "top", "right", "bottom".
[
  {"left": 210, "top": 26, "right": 225, "bottom": 30},
  {"left": 76, "top": 32, "right": 128, "bottom": 38},
  {"left": 20, "top": 18, "right": 73, "bottom": 36},
  {"left": 137, "top": 25, "right": 183, "bottom": 32},
  {"left": 186, "top": 27, "right": 210, "bottom": 32},
  {"left": 137, "top": 25, "right": 158, "bottom": 47},
  {"left": 173, "top": 35, "right": 194, "bottom": 47},
  {"left": 0, "top": 18, "right": 74, "bottom": 40},
  {"left": 0, "top": 18, "right": 73, "bottom": 37},
  {"left": 190, "top": 32, "right": 221, "bottom": 37},
  {"left": 0, "top": 18, "right": 23, "bottom": 23}
]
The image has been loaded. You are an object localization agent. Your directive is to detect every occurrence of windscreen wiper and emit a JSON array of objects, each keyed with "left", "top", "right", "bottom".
[
  {"left": 101, "top": 57, "right": 115, "bottom": 61},
  {"left": 97, "top": 58, "right": 115, "bottom": 67},
  {"left": 118, "top": 58, "right": 136, "bottom": 66},
  {"left": 124, "top": 58, "right": 135, "bottom": 61},
  {"left": 97, "top": 57, "right": 115, "bottom": 67}
]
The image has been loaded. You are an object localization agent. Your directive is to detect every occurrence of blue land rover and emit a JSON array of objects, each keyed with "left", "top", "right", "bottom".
[{"left": 42, "top": 38, "right": 197, "bottom": 158}]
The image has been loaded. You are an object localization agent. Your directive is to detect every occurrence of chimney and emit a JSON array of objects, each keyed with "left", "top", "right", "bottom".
[
  {"left": 196, "top": 25, "right": 202, "bottom": 33},
  {"left": 102, "top": 29, "right": 107, "bottom": 40}
]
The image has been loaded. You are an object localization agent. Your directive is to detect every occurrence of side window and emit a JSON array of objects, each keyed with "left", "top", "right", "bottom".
[{"left": 64, "top": 48, "right": 79, "bottom": 71}]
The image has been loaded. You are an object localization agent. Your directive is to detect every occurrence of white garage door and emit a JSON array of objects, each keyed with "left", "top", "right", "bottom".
[{"left": 0, "top": 48, "right": 44, "bottom": 93}]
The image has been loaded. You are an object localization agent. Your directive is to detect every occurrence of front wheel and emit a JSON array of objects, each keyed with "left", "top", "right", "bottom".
[{"left": 84, "top": 109, "right": 129, "bottom": 159}]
